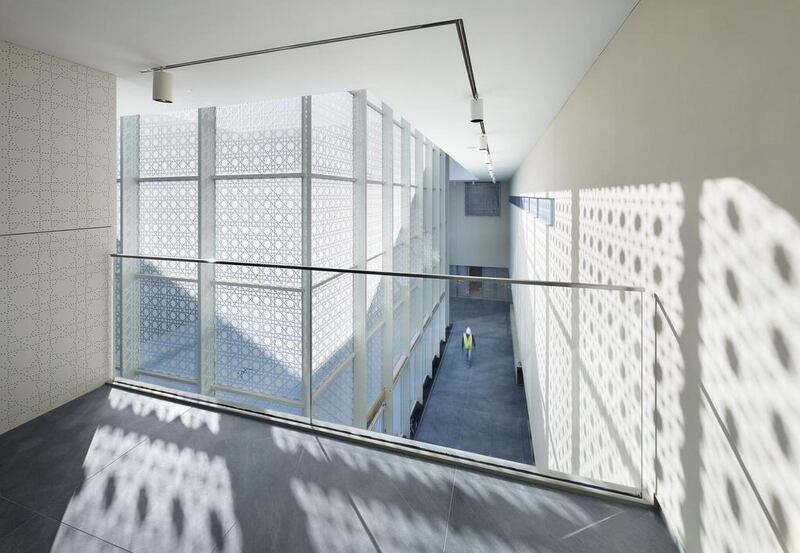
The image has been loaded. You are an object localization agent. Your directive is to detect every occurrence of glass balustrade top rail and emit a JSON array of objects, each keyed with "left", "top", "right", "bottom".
[{"left": 110, "top": 253, "right": 645, "bottom": 292}]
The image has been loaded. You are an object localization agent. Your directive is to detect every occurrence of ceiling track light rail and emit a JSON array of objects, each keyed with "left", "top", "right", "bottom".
[{"left": 143, "top": 18, "right": 494, "bottom": 178}]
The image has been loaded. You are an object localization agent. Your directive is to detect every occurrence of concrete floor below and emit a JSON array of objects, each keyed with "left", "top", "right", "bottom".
[{"left": 415, "top": 297, "right": 533, "bottom": 464}]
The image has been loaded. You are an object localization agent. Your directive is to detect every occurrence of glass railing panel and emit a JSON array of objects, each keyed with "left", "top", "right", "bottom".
[
  {"left": 575, "top": 288, "right": 643, "bottom": 490},
  {"left": 511, "top": 281, "right": 644, "bottom": 492},
  {"left": 310, "top": 270, "right": 355, "bottom": 426},
  {"left": 118, "top": 258, "right": 200, "bottom": 390},
  {"left": 113, "top": 255, "right": 645, "bottom": 496},
  {"left": 116, "top": 257, "right": 307, "bottom": 420}
]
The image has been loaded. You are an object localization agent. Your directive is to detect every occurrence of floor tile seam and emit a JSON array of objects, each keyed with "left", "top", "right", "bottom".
[
  {"left": 95, "top": 403, "right": 206, "bottom": 471},
  {"left": 0, "top": 493, "right": 134, "bottom": 552},
  {"left": 382, "top": 461, "right": 456, "bottom": 518},
  {"left": 84, "top": 435, "right": 149, "bottom": 482},
  {"left": 210, "top": 515, "right": 239, "bottom": 553},
  {"left": 304, "top": 437, "right": 384, "bottom": 552},
  {"left": 440, "top": 471, "right": 457, "bottom": 553},
  {"left": 0, "top": 494, "right": 38, "bottom": 537},
  {"left": 345, "top": 490, "right": 384, "bottom": 553},
  {"left": 211, "top": 519, "right": 240, "bottom": 553},
  {"left": 315, "top": 436, "right": 439, "bottom": 525},
  {"left": 51, "top": 518, "right": 136, "bottom": 552},
  {"left": 559, "top": 509, "right": 625, "bottom": 540},
  {"left": 256, "top": 443, "right": 319, "bottom": 553}
]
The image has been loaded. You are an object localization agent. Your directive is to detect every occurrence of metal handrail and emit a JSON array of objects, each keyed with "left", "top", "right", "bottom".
[
  {"left": 110, "top": 253, "right": 646, "bottom": 293},
  {"left": 653, "top": 294, "right": 789, "bottom": 553}
]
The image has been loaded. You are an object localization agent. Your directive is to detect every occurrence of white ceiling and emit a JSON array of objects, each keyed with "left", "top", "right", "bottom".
[{"left": 0, "top": 0, "right": 637, "bottom": 180}]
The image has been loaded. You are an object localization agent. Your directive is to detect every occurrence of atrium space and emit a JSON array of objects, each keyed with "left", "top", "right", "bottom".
[{"left": 1, "top": 1, "right": 798, "bottom": 552}]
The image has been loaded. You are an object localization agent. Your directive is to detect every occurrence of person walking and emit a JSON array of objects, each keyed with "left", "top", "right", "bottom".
[{"left": 462, "top": 327, "right": 476, "bottom": 365}]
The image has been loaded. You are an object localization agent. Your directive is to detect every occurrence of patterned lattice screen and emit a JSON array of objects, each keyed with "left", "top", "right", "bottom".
[
  {"left": 392, "top": 185, "right": 406, "bottom": 305},
  {"left": 116, "top": 91, "right": 449, "bottom": 434},
  {"left": 312, "top": 178, "right": 353, "bottom": 271},
  {"left": 393, "top": 305, "right": 404, "bottom": 366},
  {"left": 215, "top": 284, "right": 303, "bottom": 400},
  {"left": 410, "top": 178, "right": 423, "bottom": 329},
  {"left": 367, "top": 327, "right": 383, "bottom": 406},
  {"left": 313, "top": 361, "right": 354, "bottom": 426},
  {"left": 410, "top": 285, "right": 420, "bottom": 332},
  {"left": 393, "top": 123, "right": 402, "bottom": 183},
  {"left": 393, "top": 185, "right": 403, "bottom": 246},
  {"left": 410, "top": 133, "right": 417, "bottom": 186},
  {"left": 366, "top": 106, "right": 382, "bottom": 182},
  {"left": 215, "top": 177, "right": 302, "bottom": 287},
  {"left": 366, "top": 255, "right": 384, "bottom": 331},
  {"left": 138, "top": 180, "right": 198, "bottom": 278},
  {"left": 137, "top": 178, "right": 199, "bottom": 381},
  {"left": 139, "top": 278, "right": 198, "bottom": 379},
  {"left": 312, "top": 92, "right": 353, "bottom": 178},
  {"left": 215, "top": 98, "right": 301, "bottom": 175},
  {"left": 139, "top": 111, "right": 198, "bottom": 178},
  {"left": 312, "top": 273, "right": 354, "bottom": 384},
  {"left": 366, "top": 183, "right": 383, "bottom": 259},
  {"left": 114, "top": 178, "right": 121, "bottom": 373}
]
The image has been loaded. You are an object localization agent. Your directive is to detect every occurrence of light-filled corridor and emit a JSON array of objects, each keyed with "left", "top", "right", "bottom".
[{"left": 415, "top": 297, "right": 533, "bottom": 464}]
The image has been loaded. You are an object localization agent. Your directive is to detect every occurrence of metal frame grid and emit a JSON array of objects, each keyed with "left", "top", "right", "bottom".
[{"left": 116, "top": 89, "right": 450, "bottom": 435}]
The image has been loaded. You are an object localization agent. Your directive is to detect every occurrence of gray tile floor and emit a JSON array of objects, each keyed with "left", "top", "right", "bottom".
[
  {"left": 415, "top": 297, "right": 533, "bottom": 464},
  {"left": 0, "top": 385, "right": 679, "bottom": 553}
]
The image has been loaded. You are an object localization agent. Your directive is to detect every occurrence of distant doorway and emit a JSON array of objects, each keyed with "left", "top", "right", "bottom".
[{"left": 468, "top": 266, "right": 482, "bottom": 297}]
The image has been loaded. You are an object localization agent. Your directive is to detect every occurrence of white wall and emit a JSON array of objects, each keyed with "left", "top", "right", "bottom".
[
  {"left": 447, "top": 180, "right": 510, "bottom": 269},
  {"left": 509, "top": 1, "right": 799, "bottom": 552},
  {"left": 0, "top": 41, "right": 116, "bottom": 433},
  {"left": 448, "top": 157, "right": 477, "bottom": 182}
]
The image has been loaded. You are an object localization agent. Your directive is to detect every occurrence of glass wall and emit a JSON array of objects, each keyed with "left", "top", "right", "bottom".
[{"left": 115, "top": 90, "right": 449, "bottom": 437}]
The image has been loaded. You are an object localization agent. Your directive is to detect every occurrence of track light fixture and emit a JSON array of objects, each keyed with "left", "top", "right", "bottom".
[
  {"left": 144, "top": 21, "right": 499, "bottom": 179},
  {"left": 152, "top": 69, "right": 174, "bottom": 103},
  {"left": 470, "top": 97, "right": 484, "bottom": 123}
]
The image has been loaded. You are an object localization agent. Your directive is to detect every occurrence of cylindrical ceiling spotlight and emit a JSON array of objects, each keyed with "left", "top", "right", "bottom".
[
  {"left": 470, "top": 97, "right": 484, "bottom": 123},
  {"left": 478, "top": 133, "right": 488, "bottom": 151},
  {"left": 152, "top": 69, "right": 174, "bottom": 103}
]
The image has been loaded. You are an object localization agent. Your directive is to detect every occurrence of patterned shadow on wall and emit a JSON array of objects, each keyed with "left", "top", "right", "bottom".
[
  {"left": 693, "top": 178, "right": 798, "bottom": 553},
  {"left": 510, "top": 183, "right": 685, "bottom": 494}
]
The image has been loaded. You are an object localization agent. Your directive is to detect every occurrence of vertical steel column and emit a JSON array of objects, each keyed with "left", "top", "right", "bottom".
[
  {"left": 442, "top": 154, "right": 450, "bottom": 333},
  {"left": 440, "top": 150, "right": 446, "bottom": 337},
  {"left": 430, "top": 146, "right": 440, "bottom": 359},
  {"left": 352, "top": 91, "right": 368, "bottom": 428},
  {"left": 198, "top": 107, "right": 216, "bottom": 396},
  {"left": 423, "top": 138, "right": 433, "bottom": 325},
  {"left": 432, "top": 146, "right": 440, "bottom": 313},
  {"left": 400, "top": 119, "right": 413, "bottom": 402},
  {"left": 120, "top": 115, "right": 140, "bottom": 379},
  {"left": 301, "top": 96, "right": 313, "bottom": 418},
  {"left": 437, "top": 151, "right": 444, "bottom": 338},
  {"left": 414, "top": 130, "right": 425, "bottom": 342},
  {"left": 380, "top": 103, "right": 395, "bottom": 433}
]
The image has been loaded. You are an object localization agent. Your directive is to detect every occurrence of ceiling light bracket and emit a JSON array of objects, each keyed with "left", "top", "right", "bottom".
[{"left": 141, "top": 18, "right": 493, "bottom": 171}]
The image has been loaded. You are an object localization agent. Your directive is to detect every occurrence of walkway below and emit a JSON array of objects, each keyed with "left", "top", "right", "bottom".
[
  {"left": 415, "top": 297, "right": 533, "bottom": 464},
  {"left": 0, "top": 384, "right": 679, "bottom": 553}
]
